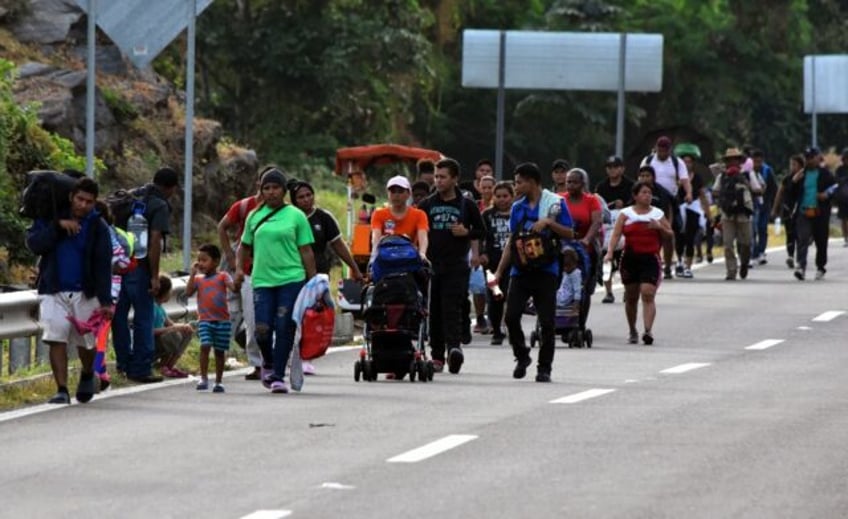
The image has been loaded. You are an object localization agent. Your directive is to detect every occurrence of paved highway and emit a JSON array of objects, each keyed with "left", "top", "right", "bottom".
[{"left": 1, "top": 244, "right": 846, "bottom": 519}]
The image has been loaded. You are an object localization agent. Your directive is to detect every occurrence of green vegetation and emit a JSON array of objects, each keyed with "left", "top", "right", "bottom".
[{"left": 100, "top": 86, "right": 139, "bottom": 122}]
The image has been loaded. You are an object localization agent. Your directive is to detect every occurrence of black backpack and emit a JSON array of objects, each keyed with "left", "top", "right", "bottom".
[
  {"left": 718, "top": 172, "right": 752, "bottom": 216},
  {"left": 20, "top": 170, "right": 82, "bottom": 220},
  {"left": 105, "top": 185, "right": 152, "bottom": 229},
  {"left": 510, "top": 207, "right": 561, "bottom": 272}
]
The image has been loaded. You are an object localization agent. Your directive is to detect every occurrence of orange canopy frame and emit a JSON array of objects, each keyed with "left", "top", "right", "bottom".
[{"left": 334, "top": 144, "right": 442, "bottom": 178}]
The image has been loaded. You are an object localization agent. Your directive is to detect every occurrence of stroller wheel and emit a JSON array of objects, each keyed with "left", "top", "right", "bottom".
[
  {"left": 530, "top": 330, "right": 539, "bottom": 349},
  {"left": 354, "top": 360, "right": 362, "bottom": 382},
  {"left": 585, "top": 329, "right": 593, "bottom": 348},
  {"left": 574, "top": 330, "right": 584, "bottom": 348},
  {"left": 417, "top": 360, "right": 428, "bottom": 383},
  {"left": 409, "top": 361, "right": 417, "bottom": 383},
  {"left": 426, "top": 360, "right": 435, "bottom": 381},
  {"left": 364, "top": 360, "right": 376, "bottom": 382},
  {"left": 562, "top": 333, "right": 570, "bottom": 346}
]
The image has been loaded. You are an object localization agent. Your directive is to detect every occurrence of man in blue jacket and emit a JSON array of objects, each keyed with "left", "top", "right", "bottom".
[{"left": 26, "top": 177, "right": 114, "bottom": 404}]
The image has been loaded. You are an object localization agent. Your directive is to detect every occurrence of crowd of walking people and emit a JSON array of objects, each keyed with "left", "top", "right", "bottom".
[{"left": 25, "top": 138, "right": 848, "bottom": 404}]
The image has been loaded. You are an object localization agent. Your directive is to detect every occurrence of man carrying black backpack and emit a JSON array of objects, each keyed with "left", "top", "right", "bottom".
[
  {"left": 112, "top": 167, "right": 180, "bottom": 383},
  {"left": 713, "top": 148, "right": 761, "bottom": 281}
]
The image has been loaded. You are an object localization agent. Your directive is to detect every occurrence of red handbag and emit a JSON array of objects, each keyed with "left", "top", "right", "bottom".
[{"left": 300, "top": 302, "right": 335, "bottom": 360}]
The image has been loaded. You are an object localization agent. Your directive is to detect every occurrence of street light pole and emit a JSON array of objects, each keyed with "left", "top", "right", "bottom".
[
  {"left": 85, "top": 0, "right": 96, "bottom": 178},
  {"left": 182, "top": 0, "right": 197, "bottom": 271}
]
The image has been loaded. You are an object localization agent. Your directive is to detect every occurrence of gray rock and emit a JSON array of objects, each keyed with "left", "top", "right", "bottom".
[
  {"left": 71, "top": 44, "right": 128, "bottom": 76},
  {"left": 49, "top": 69, "right": 86, "bottom": 89},
  {"left": 18, "top": 62, "right": 57, "bottom": 79},
  {"left": 36, "top": 89, "right": 74, "bottom": 131},
  {"left": 12, "top": 0, "right": 83, "bottom": 44}
]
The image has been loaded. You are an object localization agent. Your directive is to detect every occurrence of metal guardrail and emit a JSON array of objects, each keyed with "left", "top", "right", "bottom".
[{"left": 0, "top": 276, "right": 196, "bottom": 375}]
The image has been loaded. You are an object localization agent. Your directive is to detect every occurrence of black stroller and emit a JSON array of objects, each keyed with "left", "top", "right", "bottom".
[{"left": 354, "top": 236, "right": 434, "bottom": 382}]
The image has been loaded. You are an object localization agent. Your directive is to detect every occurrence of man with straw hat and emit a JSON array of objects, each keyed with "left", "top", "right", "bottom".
[{"left": 712, "top": 147, "right": 761, "bottom": 280}]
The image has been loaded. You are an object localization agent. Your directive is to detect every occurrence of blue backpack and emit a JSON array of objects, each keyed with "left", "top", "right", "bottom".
[{"left": 371, "top": 235, "right": 422, "bottom": 282}]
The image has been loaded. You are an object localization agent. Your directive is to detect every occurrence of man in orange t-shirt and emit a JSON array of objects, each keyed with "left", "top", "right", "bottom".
[{"left": 371, "top": 175, "right": 429, "bottom": 258}]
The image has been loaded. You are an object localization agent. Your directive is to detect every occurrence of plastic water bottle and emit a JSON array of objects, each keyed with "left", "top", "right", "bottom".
[
  {"left": 127, "top": 208, "right": 148, "bottom": 259},
  {"left": 486, "top": 270, "right": 503, "bottom": 300},
  {"left": 825, "top": 184, "right": 839, "bottom": 198},
  {"left": 773, "top": 216, "right": 782, "bottom": 236}
]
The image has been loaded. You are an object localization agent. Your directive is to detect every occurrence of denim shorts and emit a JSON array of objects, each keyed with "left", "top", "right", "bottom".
[{"left": 198, "top": 320, "right": 232, "bottom": 351}]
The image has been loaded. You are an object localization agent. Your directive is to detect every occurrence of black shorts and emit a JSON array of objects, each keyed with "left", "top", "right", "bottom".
[{"left": 620, "top": 251, "right": 661, "bottom": 286}]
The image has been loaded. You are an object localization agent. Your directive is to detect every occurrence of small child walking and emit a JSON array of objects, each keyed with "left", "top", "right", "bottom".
[{"left": 185, "top": 244, "right": 236, "bottom": 393}]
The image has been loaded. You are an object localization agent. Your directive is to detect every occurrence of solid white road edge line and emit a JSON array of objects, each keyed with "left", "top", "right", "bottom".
[
  {"left": 0, "top": 344, "right": 361, "bottom": 424},
  {"left": 239, "top": 510, "right": 292, "bottom": 519},
  {"left": 387, "top": 434, "right": 478, "bottom": 463},
  {"left": 812, "top": 311, "right": 846, "bottom": 322},
  {"left": 550, "top": 388, "right": 616, "bottom": 404},
  {"left": 660, "top": 363, "right": 711, "bottom": 374},
  {"left": 745, "top": 339, "right": 785, "bottom": 351}
]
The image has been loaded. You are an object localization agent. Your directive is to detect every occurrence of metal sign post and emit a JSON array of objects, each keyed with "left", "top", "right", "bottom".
[
  {"left": 615, "top": 33, "right": 627, "bottom": 159},
  {"left": 85, "top": 0, "right": 95, "bottom": 178},
  {"left": 495, "top": 31, "right": 506, "bottom": 180},
  {"left": 182, "top": 0, "right": 197, "bottom": 271}
]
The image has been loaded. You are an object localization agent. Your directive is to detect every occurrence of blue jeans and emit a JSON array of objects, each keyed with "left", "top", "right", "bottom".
[
  {"left": 112, "top": 266, "right": 154, "bottom": 377},
  {"left": 253, "top": 281, "right": 304, "bottom": 381}
]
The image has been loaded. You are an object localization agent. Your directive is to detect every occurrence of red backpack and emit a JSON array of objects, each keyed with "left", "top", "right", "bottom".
[{"left": 300, "top": 302, "right": 335, "bottom": 360}]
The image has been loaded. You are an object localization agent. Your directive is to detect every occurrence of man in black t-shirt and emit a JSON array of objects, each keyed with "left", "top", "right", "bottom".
[
  {"left": 836, "top": 148, "right": 848, "bottom": 246},
  {"left": 418, "top": 158, "right": 486, "bottom": 374},
  {"left": 113, "top": 167, "right": 179, "bottom": 383},
  {"left": 595, "top": 156, "right": 634, "bottom": 302}
]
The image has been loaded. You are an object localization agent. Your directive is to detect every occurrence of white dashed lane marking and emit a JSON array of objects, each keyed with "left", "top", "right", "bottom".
[
  {"left": 550, "top": 388, "right": 616, "bottom": 404},
  {"left": 660, "top": 363, "right": 711, "bottom": 374},
  {"left": 387, "top": 434, "right": 478, "bottom": 463},
  {"left": 745, "top": 339, "right": 785, "bottom": 351},
  {"left": 812, "top": 311, "right": 846, "bottom": 322},
  {"left": 239, "top": 510, "right": 292, "bottom": 519}
]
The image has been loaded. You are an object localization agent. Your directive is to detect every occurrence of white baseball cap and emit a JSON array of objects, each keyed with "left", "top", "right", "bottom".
[{"left": 386, "top": 175, "right": 411, "bottom": 191}]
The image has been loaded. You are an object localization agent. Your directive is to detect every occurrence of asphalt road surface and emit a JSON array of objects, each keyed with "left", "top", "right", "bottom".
[{"left": 1, "top": 243, "right": 847, "bottom": 519}]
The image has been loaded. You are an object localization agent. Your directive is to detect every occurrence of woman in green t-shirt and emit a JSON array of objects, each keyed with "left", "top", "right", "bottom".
[{"left": 236, "top": 168, "right": 316, "bottom": 393}]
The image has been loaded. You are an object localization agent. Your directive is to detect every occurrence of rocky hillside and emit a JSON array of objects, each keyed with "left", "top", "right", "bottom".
[{"left": 1, "top": 0, "right": 259, "bottom": 239}]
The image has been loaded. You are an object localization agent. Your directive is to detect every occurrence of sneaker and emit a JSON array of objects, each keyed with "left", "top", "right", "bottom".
[
  {"left": 642, "top": 332, "right": 654, "bottom": 345},
  {"left": 663, "top": 266, "right": 673, "bottom": 279},
  {"left": 244, "top": 367, "right": 262, "bottom": 380},
  {"left": 628, "top": 331, "right": 639, "bottom": 344},
  {"left": 270, "top": 380, "right": 289, "bottom": 394},
  {"left": 432, "top": 360, "right": 445, "bottom": 373},
  {"left": 725, "top": 272, "right": 736, "bottom": 281},
  {"left": 170, "top": 367, "right": 189, "bottom": 378},
  {"left": 758, "top": 255, "right": 768, "bottom": 266},
  {"left": 447, "top": 348, "right": 464, "bottom": 374},
  {"left": 302, "top": 361, "right": 316, "bottom": 375},
  {"left": 75, "top": 373, "right": 96, "bottom": 404},
  {"left": 490, "top": 334, "right": 505, "bottom": 346},
  {"left": 513, "top": 352, "right": 532, "bottom": 379},
  {"left": 99, "top": 377, "right": 111, "bottom": 392},
  {"left": 161, "top": 366, "right": 179, "bottom": 378},
  {"left": 48, "top": 391, "right": 70, "bottom": 404},
  {"left": 786, "top": 257, "right": 795, "bottom": 269},
  {"left": 196, "top": 379, "right": 209, "bottom": 391},
  {"left": 675, "top": 264, "right": 684, "bottom": 277},
  {"left": 682, "top": 269, "right": 694, "bottom": 279},
  {"left": 815, "top": 269, "right": 825, "bottom": 281},
  {"left": 739, "top": 264, "right": 748, "bottom": 280},
  {"left": 794, "top": 268, "right": 805, "bottom": 281},
  {"left": 212, "top": 384, "right": 225, "bottom": 393},
  {"left": 602, "top": 293, "right": 615, "bottom": 304},
  {"left": 535, "top": 371, "right": 551, "bottom": 383},
  {"left": 695, "top": 255, "right": 704, "bottom": 264},
  {"left": 706, "top": 254, "right": 714, "bottom": 264}
]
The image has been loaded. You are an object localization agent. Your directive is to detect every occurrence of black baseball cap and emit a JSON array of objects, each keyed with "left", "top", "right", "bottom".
[
  {"left": 803, "top": 146, "right": 820, "bottom": 158},
  {"left": 605, "top": 156, "right": 624, "bottom": 167}
]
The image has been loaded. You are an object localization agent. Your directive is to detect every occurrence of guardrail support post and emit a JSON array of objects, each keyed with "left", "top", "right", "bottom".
[
  {"left": 9, "top": 337, "right": 32, "bottom": 374},
  {"left": 35, "top": 337, "right": 49, "bottom": 364}
]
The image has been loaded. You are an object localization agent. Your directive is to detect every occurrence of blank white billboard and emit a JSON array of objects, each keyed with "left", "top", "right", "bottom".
[
  {"left": 804, "top": 55, "right": 848, "bottom": 114},
  {"left": 462, "top": 30, "right": 663, "bottom": 92}
]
